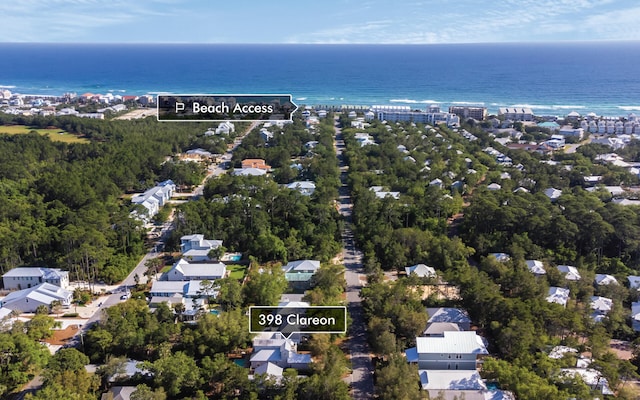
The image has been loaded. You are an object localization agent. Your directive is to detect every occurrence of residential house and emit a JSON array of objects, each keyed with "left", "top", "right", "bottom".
[
  {"left": 498, "top": 107, "right": 533, "bottom": 121},
  {"left": 631, "top": 302, "right": 640, "bottom": 331},
  {"left": 101, "top": 386, "right": 136, "bottom": 400},
  {"left": 250, "top": 332, "right": 311, "bottom": 370},
  {"left": 149, "top": 280, "right": 205, "bottom": 298},
  {"left": 3, "top": 267, "right": 69, "bottom": 290},
  {"left": 232, "top": 168, "right": 267, "bottom": 176},
  {"left": 426, "top": 308, "right": 471, "bottom": 331},
  {"left": 557, "top": 265, "right": 581, "bottom": 281},
  {"left": 405, "top": 264, "right": 436, "bottom": 278},
  {"left": 559, "top": 369, "right": 613, "bottom": 396},
  {"left": 407, "top": 331, "right": 488, "bottom": 370},
  {"left": 489, "top": 253, "right": 510, "bottom": 263},
  {"left": 0, "top": 283, "right": 73, "bottom": 313},
  {"left": 282, "top": 260, "right": 320, "bottom": 289},
  {"left": 130, "top": 180, "right": 176, "bottom": 222},
  {"left": 287, "top": 181, "right": 316, "bottom": 196},
  {"left": 590, "top": 296, "right": 613, "bottom": 322},
  {"left": 547, "top": 287, "right": 570, "bottom": 307},
  {"left": 543, "top": 187, "right": 562, "bottom": 202},
  {"left": 525, "top": 260, "right": 546, "bottom": 275},
  {"left": 628, "top": 275, "right": 640, "bottom": 290},
  {"left": 166, "top": 259, "right": 226, "bottom": 281},
  {"left": 487, "top": 183, "right": 501, "bottom": 191},
  {"left": 215, "top": 121, "right": 235, "bottom": 135},
  {"left": 241, "top": 159, "right": 271, "bottom": 170},
  {"left": 558, "top": 126, "right": 584, "bottom": 140},
  {"left": 180, "top": 234, "right": 223, "bottom": 262},
  {"left": 594, "top": 274, "right": 618, "bottom": 286}
]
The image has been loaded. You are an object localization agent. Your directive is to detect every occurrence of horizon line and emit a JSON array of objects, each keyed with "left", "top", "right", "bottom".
[{"left": 2, "top": 39, "right": 640, "bottom": 46}]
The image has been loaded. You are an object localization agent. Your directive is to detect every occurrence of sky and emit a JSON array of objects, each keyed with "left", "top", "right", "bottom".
[{"left": 1, "top": 0, "right": 640, "bottom": 44}]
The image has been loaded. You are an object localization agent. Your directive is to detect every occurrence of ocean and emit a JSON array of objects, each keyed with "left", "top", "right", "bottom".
[{"left": 1, "top": 42, "right": 639, "bottom": 116}]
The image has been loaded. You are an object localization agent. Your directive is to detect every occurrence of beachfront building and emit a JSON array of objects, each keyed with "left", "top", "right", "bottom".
[
  {"left": 499, "top": 107, "right": 533, "bottom": 121},
  {"left": 448, "top": 106, "right": 487, "bottom": 121},
  {"left": 2, "top": 267, "right": 69, "bottom": 290}
]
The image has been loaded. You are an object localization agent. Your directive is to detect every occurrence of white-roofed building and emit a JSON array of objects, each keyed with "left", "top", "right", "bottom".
[
  {"left": 3, "top": 267, "right": 69, "bottom": 290},
  {"left": 131, "top": 180, "right": 176, "bottom": 222},
  {"left": 149, "top": 280, "right": 208, "bottom": 298},
  {"left": 405, "top": 264, "right": 436, "bottom": 278},
  {"left": 180, "top": 234, "right": 223, "bottom": 262},
  {"left": 629, "top": 275, "right": 640, "bottom": 290},
  {"left": 0, "top": 283, "right": 73, "bottom": 313},
  {"left": 525, "top": 260, "right": 546, "bottom": 275},
  {"left": 427, "top": 308, "right": 472, "bottom": 331},
  {"left": 632, "top": 302, "right": 640, "bottom": 331},
  {"left": 557, "top": 265, "right": 581, "bottom": 281},
  {"left": 489, "top": 253, "right": 510, "bottom": 262},
  {"left": 411, "top": 331, "right": 488, "bottom": 370},
  {"left": 215, "top": 121, "right": 235, "bottom": 135},
  {"left": 286, "top": 181, "right": 316, "bottom": 196},
  {"left": 250, "top": 332, "right": 311, "bottom": 370},
  {"left": 594, "top": 274, "right": 618, "bottom": 286},
  {"left": 232, "top": 167, "right": 267, "bottom": 176},
  {"left": 590, "top": 296, "right": 613, "bottom": 322},
  {"left": 547, "top": 287, "right": 570, "bottom": 307},
  {"left": 548, "top": 345, "right": 578, "bottom": 360},
  {"left": 166, "top": 259, "right": 226, "bottom": 281},
  {"left": 559, "top": 368, "right": 613, "bottom": 396},
  {"left": 543, "top": 188, "right": 562, "bottom": 202}
]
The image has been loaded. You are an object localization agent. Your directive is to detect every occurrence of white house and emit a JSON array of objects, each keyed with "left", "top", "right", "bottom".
[
  {"left": 487, "top": 183, "right": 502, "bottom": 191},
  {"left": 558, "top": 126, "right": 584, "bottom": 140},
  {"left": 232, "top": 168, "right": 267, "bottom": 176},
  {"left": 525, "top": 260, "right": 546, "bottom": 275},
  {"left": 590, "top": 296, "right": 613, "bottom": 322},
  {"left": 286, "top": 181, "right": 316, "bottom": 196},
  {"left": 408, "top": 331, "right": 488, "bottom": 370},
  {"left": 3, "top": 267, "right": 69, "bottom": 290},
  {"left": 559, "top": 369, "right": 613, "bottom": 396},
  {"left": 631, "top": 302, "right": 640, "bottom": 331},
  {"left": 0, "top": 283, "right": 73, "bottom": 313},
  {"left": 594, "top": 274, "right": 618, "bottom": 286},
  {"left": 557, "top": 265, "right": 581, "bottom": 281},
  {"left": 489, "top": 253, "right": 511, "bottom": 263},
  {"left": 180, "top": 234, "right": 223, "bottom": 262},
  {"left": 149, "top": 280, "right": 206, "bottom": 298},
  {"left": 166, "top": 259, "right": 226, "bottom": 281},
  {"left": 131, "top": 180, "right": 176, "bottom": 222},
  {"left": 629, "top": 275, "right": 640, "bottom": 290},
  {"left": 405, "top": 264, "right": 436, "bottom": 278},
  {"left": 250, "top": 332, "right": 311, "bottom": 370},
  {"left": 215, "top": 121, "right": 235, "bottom": 135},
  {"left": 547, "top": 287, "right": 570, "bottom": 307},
  {"left": 426, "top": 308, "right": 471, "bottom": 331},
  {"left": 543, "top": 188, "right": 562, "bottom": 202}
]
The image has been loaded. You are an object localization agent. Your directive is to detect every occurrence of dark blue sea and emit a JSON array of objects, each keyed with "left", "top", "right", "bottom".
[{"left": 1, "top": 42, "right": 640, "bottom": 116}]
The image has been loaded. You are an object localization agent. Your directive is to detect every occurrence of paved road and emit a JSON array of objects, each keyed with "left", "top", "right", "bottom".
[
  {"left": 80, "top": 121, "right": 260, "bottom": 331},
  {"left": 334, "top": 116, "right": 375, "bottom": 399}
]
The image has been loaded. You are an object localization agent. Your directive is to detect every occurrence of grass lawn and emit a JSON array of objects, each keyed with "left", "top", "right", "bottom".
[
  {"left": 0, "top": 125, "right": 89, "bottom": 144},
  {"left": 227, "top": 264, "right": 248, "bottom": 280},
  {"left": 160, "top": 265, "right": 173, "bottom": 273}
]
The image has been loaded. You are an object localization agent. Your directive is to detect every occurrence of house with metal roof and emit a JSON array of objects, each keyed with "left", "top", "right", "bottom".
[
  {"left": 2, "top": 267, "right": 69, "bottom": 290},
  {"left": 166, "top": 259, "right": 226, "bottom": 281},
  {"left": 0, "top": 283, "right": 73, "bottom": 313}
]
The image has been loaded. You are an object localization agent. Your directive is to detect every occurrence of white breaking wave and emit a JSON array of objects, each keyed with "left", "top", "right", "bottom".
[
  {"left": 389, "top": 98, "right": 439, "bottom": 104},
  {"left": 618, "top": 106, "right": 640, "bottom": 111}
]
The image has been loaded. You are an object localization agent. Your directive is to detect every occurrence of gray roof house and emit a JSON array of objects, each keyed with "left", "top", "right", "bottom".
[
  {"left": 0, "top": 283, "right": 73, "bottom": 313},
  {"left": 3, "top": 267, "right": 69, "bottom": 290}
]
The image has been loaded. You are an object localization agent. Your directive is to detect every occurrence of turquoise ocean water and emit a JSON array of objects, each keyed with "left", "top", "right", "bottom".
[{"left": 1, "top": 42, "right": 639, "bottom": 116}]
